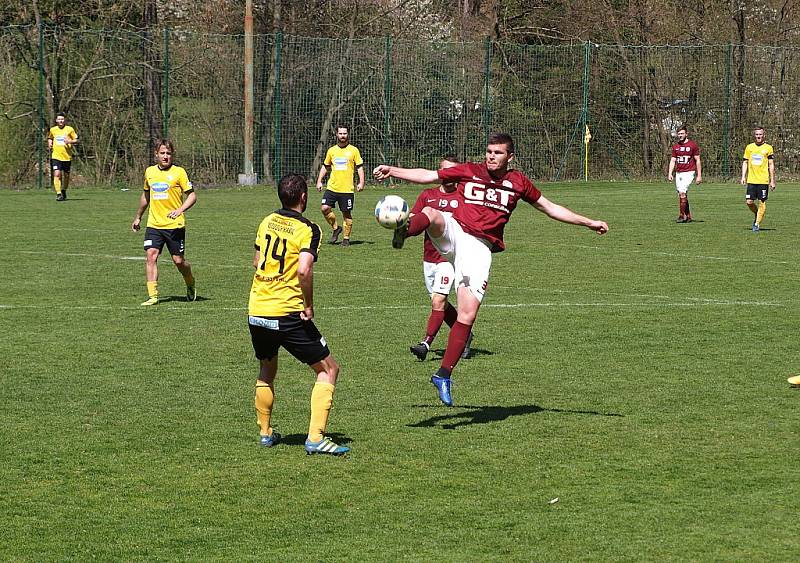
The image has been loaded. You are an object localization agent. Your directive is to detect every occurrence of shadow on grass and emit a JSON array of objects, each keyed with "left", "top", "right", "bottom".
[
  {"left": 149, "top": 295, "right": 211, "bottom": 304},
  {"left": 273, "top": 432, "right": 351, "bottom": 447},
  {"left": 331, "top": 240, "right": 374, "bottom": 246},
  {"left": 428, "top": 347, "right": 493, "bottom": 360},
  {"left": 408, "top": 404, "right": 623, "bottom": 430}
]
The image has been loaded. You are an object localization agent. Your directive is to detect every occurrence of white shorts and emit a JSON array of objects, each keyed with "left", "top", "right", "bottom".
[
  {"left": 675, "top": 171, "right": 695, "bottom": 194},
  {"left": 430, "top": 214, "right": 491, "bottom": 303},
  {"left": 423, "top": 260, "right": 456, "bottom": 296}
]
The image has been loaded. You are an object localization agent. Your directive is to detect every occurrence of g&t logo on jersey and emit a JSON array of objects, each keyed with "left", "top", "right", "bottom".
[{"left": 463, "top": 181, "right": 515, "bottom": 212}]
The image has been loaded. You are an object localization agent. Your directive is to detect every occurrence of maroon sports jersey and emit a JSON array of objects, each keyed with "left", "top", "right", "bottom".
[
  {"left": 438, "top": 162, "right": 541, "bottom": 252},
  {"left": 412, "top": 186, "right": 463, "bottom": 264},
  {"left": 671, "top": 140, "right": 700, "bottom": 173}
]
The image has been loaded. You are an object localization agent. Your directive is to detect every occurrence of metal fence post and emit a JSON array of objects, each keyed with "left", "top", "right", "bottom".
[
  {"left": 722, "top": 43, "right": 733, "bottom": 178},
  {"left": 383, "top": 35, "right": 392, "bottom": 164},
  {"left": 580, "top": 40, "right": 590, "bottom": 181},
  {"left": 273, "top": 31, "right": 282, "bottom": 182},
  {"left": 163, "top": 27, "right": 170, "bottom": 139},
  {"left": 483, "top": 38, "right": 491, "bottom": 144},
  {"left": 38, "top": 21, "right": 45, "bottom": 190}
]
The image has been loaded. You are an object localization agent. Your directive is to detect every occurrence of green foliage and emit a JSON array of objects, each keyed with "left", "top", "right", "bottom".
[
  {"left": 2, "top": 182, "right": 800, "bottom": 559},
  {"left": 0, "top": 63, "right": 38, "bottom": 186},
  {"left": 4, "top": 25, "right": 800, "bottom": 188}
]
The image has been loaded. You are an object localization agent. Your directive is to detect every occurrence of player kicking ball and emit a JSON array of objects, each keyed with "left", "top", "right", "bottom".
[
  {"left": 374, "top": 133, "right": 608, "bottom": 406},
  {"left": 408, "top": 156, "right": 473, "bottom": 362}
]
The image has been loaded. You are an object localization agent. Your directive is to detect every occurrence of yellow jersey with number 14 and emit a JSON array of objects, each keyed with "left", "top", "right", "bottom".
[
  {"left": 743, "top": 142, "right": 774, "bottom": 184},
  {"left": 144, "top": 164, "right": 193, "bottom": 229},
  {"left": 249, "top": 209, "right": 322, "bottom": 317},
  {"left": 48, "top": 125, "right": 77, "bottom": 162},
  {"left": 323, "top": 144, "right": 363, "bottom": 193}
]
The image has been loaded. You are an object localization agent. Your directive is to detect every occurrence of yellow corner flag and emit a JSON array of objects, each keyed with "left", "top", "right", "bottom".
[{"left": 584, "top": 125, "right": 591, "bottom": 181}]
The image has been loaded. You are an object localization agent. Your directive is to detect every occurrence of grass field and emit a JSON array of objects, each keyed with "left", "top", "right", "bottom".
[{"left": 2, "top": 180, "right": 799, "bottom": 561}]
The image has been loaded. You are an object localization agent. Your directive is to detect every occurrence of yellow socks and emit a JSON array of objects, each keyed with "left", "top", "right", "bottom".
[
  {"left": 308, "top": 382, "right": 335, "bottom": 442},
  {"left": 146, "top": 281, "right": 158, "bottom": 298},
  {"left": 324, "top": 210, "right": 338, "bottom": 229},
  {"left": 756, "top": 200, "right": 767, "bottom": 225},
  {"left": 343, "top": 218, "right": 353, "bottom": 240},
  {"left": 255, "top": 382, "right": 275, "bottom": 437},
  {"left": 53, "top": 176, "right": 62, "bottom": 194}
]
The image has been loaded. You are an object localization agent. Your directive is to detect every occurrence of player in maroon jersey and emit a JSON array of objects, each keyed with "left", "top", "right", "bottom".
[
  {"left": 408, "top": 156, "right": 473, "bottom": 362},
  {"left": 373, "top": 132, "right": 608, "bottom": 406},
  {"left": 667, "top": 125, "right": 702, "bottom": 223}
]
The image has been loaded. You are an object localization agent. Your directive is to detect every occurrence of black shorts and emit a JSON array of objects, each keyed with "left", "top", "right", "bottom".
[
  {"left": 746, "top": 184, "right": 769, "bottom": 201},
  {"left": 321, "top": 190, "right": 354, "bottom": 212},
  {"left": 51, "top": 159, "right": 71, "bottom": 173},
  {"left": 144, "top": 227, "right": 186, "bottom": 256},
  {"left": 248, "top": 312, "right": 330, "bottom": 365}
]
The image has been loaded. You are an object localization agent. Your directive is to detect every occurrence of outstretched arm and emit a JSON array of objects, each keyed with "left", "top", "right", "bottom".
[
  {"left": 531, "top": 195, "right": 608, "bottom": 234},
  {"left": 373, "top": 165, "right": 439, "bottom": 185}
]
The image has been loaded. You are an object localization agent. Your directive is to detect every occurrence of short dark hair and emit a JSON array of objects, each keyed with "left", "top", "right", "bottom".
[
  {"left": 154, "top": 138, "right": 175, "bottom": 154},
  {"left": 487, "top": 132, "right": 515, "bottom": 154},
  {"left": 754, "top": 126, "right": 765, "bottom": 132},
  {"left": 441, "top": 153, "right": 460, "bottom": 163},
  {"left": 55, "top": 112, "right": 66, "bottom": 119},
  {"left": 677, "top": 125, "right": 688, "bottom": 133},
  {"left": 336, "top": 125, "right": 349, "bottom": 133},
  {"left": 278, "top": 174, "right": 308, "bottom": 207}
]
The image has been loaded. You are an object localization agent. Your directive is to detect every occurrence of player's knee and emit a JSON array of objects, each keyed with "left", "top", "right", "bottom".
[
  {"left": 431, "top": 294, "right": 448, "bottom": 310},
  {"left": 321, "top": 356, "right": 339, "bottom": 383}
]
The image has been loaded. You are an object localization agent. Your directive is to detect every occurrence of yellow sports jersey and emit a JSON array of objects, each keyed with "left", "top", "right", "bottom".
[
  {"left": 143, "top": 164, "right": 193, "bottom": 229},
  {"left": 743, "top": 142, "right": 774, "bottom": 184},
  {"left": 249, "top": 209, "right": 322, "bottom": 317},
  {"left": 323, "top": 144, "right": 363, "bottom": 193},
  {"left": 48, "top": 125, "right": 77, "bottom": 161}
]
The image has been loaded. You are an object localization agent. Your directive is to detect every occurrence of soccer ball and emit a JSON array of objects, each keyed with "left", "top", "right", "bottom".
[{"left": 374, "top": 195, "right": 410, "bottom": 229}]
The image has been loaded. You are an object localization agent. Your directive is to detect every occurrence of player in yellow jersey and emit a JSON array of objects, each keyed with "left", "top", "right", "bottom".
[
  {"left": 47, "top": 112, "right": 79, "bottom": 201},
  {"left": 316, "top": 125, "right": 365, "bottom": 247},
  {"left": 249, "top": 173, "right": 349, "bottom": 455},
  {"left": 131, "top": 139, "right": 198, "bottom": 306},
  {"left": 740, "top": 127, "right": 775, "bottom": 232}
]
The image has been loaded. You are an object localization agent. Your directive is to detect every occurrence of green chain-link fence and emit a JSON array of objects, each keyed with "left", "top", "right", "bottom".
[{"left": 2, "top": 25, "right": 800, "bottom": 188}]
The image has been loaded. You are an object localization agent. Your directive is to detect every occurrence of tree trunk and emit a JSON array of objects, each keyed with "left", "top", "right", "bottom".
[
  {"left": 258, "top": 0, "right": 281, "bottom": 185},
  {"left": 143, "top": 0, "right": 163, "bottom": 153}
]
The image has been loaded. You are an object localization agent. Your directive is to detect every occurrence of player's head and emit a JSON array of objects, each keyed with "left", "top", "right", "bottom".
[
  {"left": 676, "top": 125, "right": 688, "bottom": 141},
  {"left": 55, "top": 113, "right": 66, "bottom": 127},
  {"left": 440, "top": 154, "right": 460, "bottom": 191},
  {"left": 278, "top": 174, "right": 309, "bottom": 212},
  {"left": 154, "top": 138, "right": 175, "bottom": 168},
  {"left": 485, "top": 133, "right": 515, "bottom": 175},
  {"left": 753, "top": 127, "right": 765, "bottom": 143},
  {"left": 335, "top": 126, "right": 349, "bottom": 145}
]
